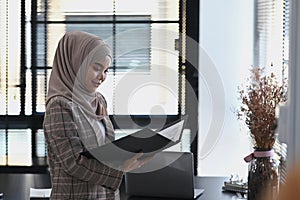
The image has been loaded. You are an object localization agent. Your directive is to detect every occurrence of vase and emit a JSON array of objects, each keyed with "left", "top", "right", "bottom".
[{"left": 247, "top": 149, "right": 280, "bottom": 200}]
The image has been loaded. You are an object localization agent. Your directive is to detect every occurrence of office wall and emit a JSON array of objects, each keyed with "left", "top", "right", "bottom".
[{"left": 198, "top": 0, "right": 253, "bottom": 177}]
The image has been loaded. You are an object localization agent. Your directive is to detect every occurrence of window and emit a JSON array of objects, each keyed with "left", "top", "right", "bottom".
[
  {"left": 0, "top": 0, "right": 199, "bottom": 171},
  {"left": 198, "top": 0, "right": 289, "bottom": 177},
  {"left": 65, "top": 14, "right": 151, "bottom": 72},
  {"left": 253, "top": 0, "right": 289, "bottom": 79},
  {"left": 34, "top": 0, "right": 182, "bottom": 116},
  {"left": 253, "top": 0, "right": 289, "bottom": 182}
]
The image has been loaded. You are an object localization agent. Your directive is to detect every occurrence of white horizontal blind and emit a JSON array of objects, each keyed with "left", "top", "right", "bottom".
[
  {"left": 0, "top": 129, "right": 47, "bottom": 165},
  {"left": 279, "top": 0, "right": 290, "bottom": 184},
  {"left": 254, "top": 0, "right": 276, "bottom": 68},
  {"left": 254, "top": 0, "right": 290, "bottom": 184},
  {"left": 0, "top": 0, "right": 22, "bottom": 115},
  {"left": 253, "top": 0, "right": 288, "bottom": 79},
  {"left": 0, "top": 130, "right": 31, "bottom": 166}
]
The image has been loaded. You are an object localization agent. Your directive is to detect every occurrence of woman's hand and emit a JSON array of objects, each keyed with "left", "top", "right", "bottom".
[{"left": 122, "top": 152, "right": 154, "bottom": 173}]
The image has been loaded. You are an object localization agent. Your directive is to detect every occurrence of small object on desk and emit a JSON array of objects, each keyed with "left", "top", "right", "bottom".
[
  {"left": 0, "top": 193, "right": 3, "bottom": 199},
  {"left": 29, "top": 188, "right": 51, "bottom": 199},
  {"left": 222, "top": 175, "right": 248, "bottom": 194}
]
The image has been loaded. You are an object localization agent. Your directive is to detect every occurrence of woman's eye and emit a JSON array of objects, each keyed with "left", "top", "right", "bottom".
[{"left": 93, "top": 66, "right": 101, "bottom": 71}]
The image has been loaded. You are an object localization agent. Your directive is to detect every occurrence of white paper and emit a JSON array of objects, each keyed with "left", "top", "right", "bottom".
[
  {"left": 157, "top": 120, "right": 184, "bottom": 142},
  {"left": 29, "top": 188, "right": 51, "bottom": 198}
]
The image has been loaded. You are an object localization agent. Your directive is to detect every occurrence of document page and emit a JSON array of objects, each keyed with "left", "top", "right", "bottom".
[{"left": 157, "top": 120, "right": 185, "bottom": 142}]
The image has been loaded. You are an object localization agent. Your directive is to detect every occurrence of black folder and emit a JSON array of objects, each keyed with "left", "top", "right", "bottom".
[{"left": 81, "top": 116, "right": 188, "bottom": 164}]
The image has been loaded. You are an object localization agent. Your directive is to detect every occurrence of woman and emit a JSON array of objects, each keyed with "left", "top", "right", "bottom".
[{"left": 43, "top": 31, "right": 148, "bottom": 199}]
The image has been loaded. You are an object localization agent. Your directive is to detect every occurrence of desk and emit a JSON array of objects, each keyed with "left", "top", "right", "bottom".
[
  {"left": 120, "top": 176, "right": 236, "bottom": 200},
  {"left": 0, "top": 174, "right": 236, "bottom": 200},
  {"left": 0, "top": 173, "right": 51, "bottom": 200}
]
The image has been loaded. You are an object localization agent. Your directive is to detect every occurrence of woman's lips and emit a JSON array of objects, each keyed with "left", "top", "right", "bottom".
[{"left": 92, "top": 80, "right": 102, "bottom": 87}]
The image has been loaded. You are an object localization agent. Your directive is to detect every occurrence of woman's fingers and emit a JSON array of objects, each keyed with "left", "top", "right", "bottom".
[
  {"left": 123, "top": 152, "right": 157, "bottom": 172},
  {"left": 123, "top": 152, "right": 143, "bottom": 172},
  {"left": 131, "top": 152, "right": 144, "bottom": 160},
  {"left": 138, "top": 154, "right": 156, "bottom": 166}
]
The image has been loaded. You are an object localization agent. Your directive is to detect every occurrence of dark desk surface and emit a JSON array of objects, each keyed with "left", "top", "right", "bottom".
[
  {"left": 120, "top": 176, "right": 236, "bottom": 200},
  {"left": 0, "top": 173, "right": 236, "bottom": 200},
  {"left": 0, "top": 173, "right": 51, "bottom": 200}
]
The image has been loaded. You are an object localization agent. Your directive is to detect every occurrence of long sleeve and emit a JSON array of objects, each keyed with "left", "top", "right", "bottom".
[{"left": 43, "top": 97, "right": 124, "bottom": 191}]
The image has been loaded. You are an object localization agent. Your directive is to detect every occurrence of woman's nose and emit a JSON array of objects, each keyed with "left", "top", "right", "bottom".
[{"left": 97, "top": 72, "right": 105, "bottom": 81}]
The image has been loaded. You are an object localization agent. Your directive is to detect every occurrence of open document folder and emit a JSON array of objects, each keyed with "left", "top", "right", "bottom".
[{"left": 81, "top": 115, "right": 188, "bottom": 164}]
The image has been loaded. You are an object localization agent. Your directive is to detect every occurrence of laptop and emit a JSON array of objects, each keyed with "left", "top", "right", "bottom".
[{"left": 125, "top": 151, "right": 204, "bottom": 199}]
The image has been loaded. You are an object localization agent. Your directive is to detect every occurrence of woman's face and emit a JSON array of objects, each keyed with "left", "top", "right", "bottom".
[{"left": 85, "top": 56, "right": 111, "bottom": 93}]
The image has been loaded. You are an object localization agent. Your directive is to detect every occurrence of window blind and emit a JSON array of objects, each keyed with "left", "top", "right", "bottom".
[
  {"left": 0, "top": 0, "right": 22, "bottom": 115},
  {"left": 253, "top": 0, "right": 276, "bottom": 68},
  {"left": 0, "top": 129, "right": 47, "bottom": 166},
  {"left": 253, "top": 0, "right": 290, "bottom": 184},
  {"left": 279, "top": 0, "right": 290, "bottom": 184},
  {"left": 253, "top": 0, "right": 289, "bottom": 79}
]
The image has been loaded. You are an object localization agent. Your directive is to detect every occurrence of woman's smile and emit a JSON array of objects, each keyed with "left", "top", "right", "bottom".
[{"left": 92, "top": 79, "right": 102, "bottom": 88}]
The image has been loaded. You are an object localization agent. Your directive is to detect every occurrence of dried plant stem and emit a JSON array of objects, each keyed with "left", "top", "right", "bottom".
[{"left": 237, "top": 67, "right": 287, "bottom": 149}]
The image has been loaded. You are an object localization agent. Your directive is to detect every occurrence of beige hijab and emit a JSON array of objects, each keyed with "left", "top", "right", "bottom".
[{"left": 46, "top": 31, "right": 112, "bottom": 119}]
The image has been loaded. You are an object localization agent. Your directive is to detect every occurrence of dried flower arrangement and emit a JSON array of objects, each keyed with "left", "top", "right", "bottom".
[
  {"left": 236, "top": 67, "right": 288, "bottom": 200},
  {"left": 236, "top": 67, "right": 287, "bottom": 150}
]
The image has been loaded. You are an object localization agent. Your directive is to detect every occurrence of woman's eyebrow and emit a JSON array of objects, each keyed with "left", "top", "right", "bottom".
[{"left": 94, "top": 62, "right": 104, "bottom": 68}]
